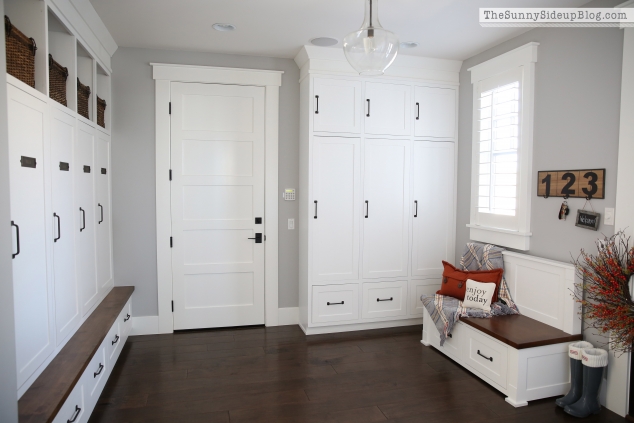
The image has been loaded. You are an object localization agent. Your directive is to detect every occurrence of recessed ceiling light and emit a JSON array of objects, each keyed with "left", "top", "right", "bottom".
[
  {"left": 400, "top": 41, "right": 419, "bottom": 49},
  {"left": 212, "top": 23, "right": 236, "bottom": 32},
  {"left": 310, "top": 37, "right": 339, "bottom": 47}
]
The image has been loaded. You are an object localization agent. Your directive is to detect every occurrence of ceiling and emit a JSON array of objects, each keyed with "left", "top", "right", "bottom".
[{"left": 89, "top": 0, "right": 590, "bottom": 61}]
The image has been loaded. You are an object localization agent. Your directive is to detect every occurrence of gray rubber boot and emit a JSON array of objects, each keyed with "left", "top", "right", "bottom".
[
  {"left": 564, "top": 348, "right": 608, "bottom": 418},
  {"left": 556, "top": 341, "right": 593, "bottom": 408}
]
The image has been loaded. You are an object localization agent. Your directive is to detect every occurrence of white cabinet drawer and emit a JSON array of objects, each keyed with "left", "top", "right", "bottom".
[
  {"left": 82, "top": 346, "right": 107, "bottom": 410},
  {"left": 119, "top": 299, "right": 132, "bottom": 338},
  {"left": 409, "top": 279, "right": 441, "bottom": 316},
  {"left": 52, "top": 383, "right": 85, "bottom": 423},
  {"left": 428, "top": 320, "right": 464, "bottom": 362},
  {"left": 105, "top": 319, "right": 123, "bottom": 366},
  {"left": 312, "top": 284, "right": 359, "bottom": 323},
  {"left": 462, "top": 325, "right": 508, "bottom": 388},
  {"left": 362, "top": 281, "right": 407, "bottom": 319}
]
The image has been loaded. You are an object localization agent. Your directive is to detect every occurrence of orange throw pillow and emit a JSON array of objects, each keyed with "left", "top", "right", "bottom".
[{"left": 436, "top": 261, "right": 504, "bottom": 302}]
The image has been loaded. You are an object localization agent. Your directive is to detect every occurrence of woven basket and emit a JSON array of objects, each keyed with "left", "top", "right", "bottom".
[
  {"left": 49, "top": 55, "right": 68, "bottom": 106},
  {"left": 5, "top": 16, "right": 37, "bottom": 88},
  {"left": 77, "top": 78, "right": 91, "bottom": 120},
  {"left": 97, "top": 96, "right": 106, "bottom": 128}
]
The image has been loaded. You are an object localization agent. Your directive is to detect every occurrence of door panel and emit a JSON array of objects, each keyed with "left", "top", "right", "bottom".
[
  {"left": 364, "top": 82, "right": 411, "bottom": 136},
  {"left": 411, "top": 141, "right": 455, "bottom": 277},
  {"left": 95, "top": 131, "right": 112, "bottom": 294},
  {"left": 414, "top": 86, "right": 456, "bottom": 139},
  {"left": 171, "top": 82, "right": 265, "bottom": 330},
  {"left": 50, "top": 107, "right": 80, "bottom": 344},
  {"left": 311, "top": 137, "right": 361, "bottom": 282},
  {"left": 313, "top": 78, "right": 362, "bottom": 133},
  {"left": 362, "top": 139, "right": 410, "bottom": 278}
]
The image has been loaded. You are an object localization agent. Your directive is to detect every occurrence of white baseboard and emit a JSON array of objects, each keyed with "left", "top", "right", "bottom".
[
  {"left": 131, "top": 316, "right": 159, "bottom": 336},
  {"left": 277, "top": 307, "right": 299, "bottom": 326},
  {"left": 299, "top": 318, "right": 423, "bottom": 335}
]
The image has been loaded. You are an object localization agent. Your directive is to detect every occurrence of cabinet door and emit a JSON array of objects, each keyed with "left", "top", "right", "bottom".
[
  {"left": 7, "top": 84, "right": 54, "bottom": 388},
  {"left": 411, "top": 141, "right": 455, "bottom": 277},
  {"left": 414, "top": 86, "right": 456, "bottom": 139},
  {"left": 50, "top": 107, "right": 80, "bottom": 344},
  {"left": 75, "top": 122, "right": 98, "bottom": 315},
  {"left": 364, "top": 82, "right": 411, "bottom": 136},
  {"left": 362, "top": 139, "right": 410, "bottom": 278},
  {"left": 95, "top": 131, "right": 113, "bottom": 295},
  {"left": 311, "top": 136, "right": 361, "bottom": 282},
  {"left": 313, "top": 78, "right": 362, "bottom": 133}
]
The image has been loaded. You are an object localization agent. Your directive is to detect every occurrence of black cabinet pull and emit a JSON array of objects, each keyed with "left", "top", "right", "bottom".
[
  {"left": 124, "top": 314, "right": 131, "bottom": 322},
  {"left": 477, "top": 350, "right": 493, "bottom": 362},
  {"left": 79, "top": 207, "right": 85, "bottom": 232},
  {"left": 248, "top": 233, "right": 263, "bottom": 243},
  {"left": 366, "top": 99, "right": 370, "bottom": 117},
  {"left": 112, "top": 334, "right": 119, "bottom": 345},
  {"left": 315, "top": 95, "right": 319, "bottom": 114},
  {"left": 365, "top": 200, "right": 369, "bottom": 218},
  {"left": 447, "top": 333, "right": 453, "bottom": 338},
  {"left": 414, "top": 200, "right": 418, "bottom": 218},
  {"left": 11, "top": 221, "right": 20, "bottom": 259},
  {"left": 94, "top": 363, "right": 104, "bottom": 378},
  {"left": 98, "top": 203, "right": 103, "bottom": 224},
  {"left": 314, "top": 200, "right": 318, "bottom": 219},
  {"left": 67, "top": 405, "right": 81, "bottom": 423},
  {"left": 327, "top": 301, "right": 344, "bottom": 306},
  {"left": 377, "top": 297, "right": 393, "bottom": 302},
  {"left": 54, "top": 213, "right": 61, "bottom": 242},
  {"left": 416, "top": 102, "right": 420, "bottom": 120}
]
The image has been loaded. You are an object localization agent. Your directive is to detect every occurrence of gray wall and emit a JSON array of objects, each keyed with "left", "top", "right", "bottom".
[
  {"left": 111, "top": 48, "right": 300, "bottom": 316},
  {"left": 456, "top": 25, "right": 623, "bottom": 345}
]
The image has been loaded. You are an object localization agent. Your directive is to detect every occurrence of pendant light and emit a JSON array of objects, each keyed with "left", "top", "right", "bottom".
[{"left": 343, "top": 0, "right": 399, "bottom": 76}]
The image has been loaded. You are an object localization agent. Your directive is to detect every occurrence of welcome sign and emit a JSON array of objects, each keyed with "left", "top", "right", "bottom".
[{"left": 575, "top": 210, "right": 600, "bottom": 231}]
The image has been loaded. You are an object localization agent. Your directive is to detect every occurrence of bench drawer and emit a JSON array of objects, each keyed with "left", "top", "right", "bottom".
[
  {"left": 462, "top": 326, "right": 508, "bottom": 388},
  {"left": 119, "top": 298, "right": 132, "bottom": 339},
  {"left": 362, "top": 281, "right": 407, "bottom": 319},
  {"left": 82, "top": 346, "right": 107, "bottom": 410},
  {"left": 312, "top": 284, "right": 359, "bottom": 323},
  {"left": 52, "top": 383, "right": 85, "bottom": 423},
  {"left": 428, "top": 319, "right": 465, "bottom": 362},
  {"left": 105, "top": 319, "right": 123, "bottom": 366}
]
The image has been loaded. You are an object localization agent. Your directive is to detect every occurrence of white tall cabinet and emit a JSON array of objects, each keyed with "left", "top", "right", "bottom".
[{"left": 296, "top": 46, "right": 461, "bottom": 334}]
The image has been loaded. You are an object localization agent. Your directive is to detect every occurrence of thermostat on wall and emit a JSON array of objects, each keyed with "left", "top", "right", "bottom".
[{"left": 283, "top": 189, "right": 296, "bottom": 201}]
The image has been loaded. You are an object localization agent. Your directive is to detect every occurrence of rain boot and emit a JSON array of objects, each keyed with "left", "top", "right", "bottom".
[
  {"left": 564, "top": 348, "right": 608, "bottom": 418},
  {"left": 556, "top": 341, "right": 593, "bottom": 408}
]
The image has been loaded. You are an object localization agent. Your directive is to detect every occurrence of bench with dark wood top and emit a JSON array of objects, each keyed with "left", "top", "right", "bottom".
[
  {"left": 459, "top": 314, "right": 583, "bottom": 349},
  {"left": 18, "top": 286, "right": 134, "bottom": 423}
]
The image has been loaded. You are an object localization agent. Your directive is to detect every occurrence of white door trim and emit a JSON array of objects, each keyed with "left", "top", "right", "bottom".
[{"left": 152, "top": 63, "right": 282, "bottom": 333}]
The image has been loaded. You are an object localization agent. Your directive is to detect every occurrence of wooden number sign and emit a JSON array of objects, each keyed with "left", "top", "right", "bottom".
[{"left": 537, "top": 169, "right": 605, "bottom": 199}]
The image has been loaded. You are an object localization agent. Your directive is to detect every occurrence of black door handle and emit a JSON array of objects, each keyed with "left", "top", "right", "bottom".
[
  {"left": 315, "top": 95, "right": 319, "bottom": 114},
  {"left": 112, "top": 334, "right": 119, "bottom": 345},
  {"left": 79, "top": 207, "right": 85, "bottom": 232},
  {"left": 94, "top": 363, "right": 104, "bottom": 378},
  {"left": 11, "top": 221, "right": 19, "bottom": 259},
  {"left": 314, "top": 200, "right": 317, "bottom": 219},
  {"left": 124, "top": 313, "right": 131, "bottom": 322},
  {"left": 477, "top": 350, "right": 493, "bottom": 362},
  {"left": 54, "top": 213, "right": 61, "bottom": 242},
  {"left": 416, "top": 102, "right": 420, "bottom": 120},
  {"left": 377, "top": 297, "right": 393, "bottom": 302},
  {"left": 414, "top": 200, "right": 418, "bottom": 218},
  {"left": 67, "top": 405, "right": 81, "bottom": 423},
  {"left": 327, "top": 301, "right": 344, "bottom": 306},
  {"left": 366, "top": 99, "right": 370, "bottom": 117},
  {"left": 248, "top": 233, "right": 263, "bottom": 243},
  {"left": 98, "top": 203, "right": 103, "bottom": 224},
  {"left": 365, "top": 200, "right": 369, "bottom": 218}
]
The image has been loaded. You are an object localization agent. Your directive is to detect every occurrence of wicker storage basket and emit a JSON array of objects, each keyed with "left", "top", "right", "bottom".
[
  {"left": 5, "top": 16, "right": 37, "bottom": 88},
  {"left": 97, "top": 96, "right": 106, "bottom": 128},
  {"left": 77, "top": 78, "right": 91, "bottom": 120},
  {"left": 49, "top": 54, "right": 68, "bottom": 106}
]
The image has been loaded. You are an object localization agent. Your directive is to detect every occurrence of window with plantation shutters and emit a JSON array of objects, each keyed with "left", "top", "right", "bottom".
[{"left": 468, "top": 42, "right": 538, "bottom": 251}]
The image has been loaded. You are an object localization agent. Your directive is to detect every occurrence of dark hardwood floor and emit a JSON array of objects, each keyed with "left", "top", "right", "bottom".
[{"left": 90, "top": 325, "right": 626, "bottom": 423}]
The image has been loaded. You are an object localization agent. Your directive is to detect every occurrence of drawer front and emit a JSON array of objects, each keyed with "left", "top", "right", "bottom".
[
  {"left": 429, "top": 320, "right": 464, "bottom": 362},
  {"left": 106, "top": 319, "right": 123, "bottom": 365},
  {"left": 82, "top": 346, "right": 107, "bottom": 409},
  {"left": 409, "top": 278, "right": 441, "bottom": 316},
  {"left": 52, "top": 383, "right": 84, "bottom": 423},
  {"left": 120, "top": 299, "right": 132, "bottom": 338},
  {"left": 462, "top": 326, "right": 508, "bottom": 388},
  {"left": 312, "top": 284, "right": 359, "bottom": 323},
  {"left": 362, "top": 280, "right": 407, "bottom": 319}
]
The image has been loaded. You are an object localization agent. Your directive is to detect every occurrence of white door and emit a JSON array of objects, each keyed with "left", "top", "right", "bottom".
[
  {"left": 362, "top": 139, "right": 410, "bottom": 279},
  {"left": 7, "top": 84, "right": 54, "bottom": 388},
  {"left": 171, "top": 82, "right": 265, "bottom": 330},
  {"left": 313, "top": 78, "right": 362, "bottom": 134},
  {"left": 411, "top": 141, "right": 455, "bottom": 277},
  {"left": 414, "top": 86, "right": 456, "bottom": 139},
  {"left": 364, "top": 82, "right": 411, "bottom": 136},
  {"left": 75, "top": 122, "right": 98, "bottom": 315},
  {"left": 311, "top": 136, "right": 361, "bottom": 282},
  {"left": 50, "top": 107, "right": 80, "bottom": 344},
  {"left": 95, "top": 131, "right": 113, "bottom": 295}
]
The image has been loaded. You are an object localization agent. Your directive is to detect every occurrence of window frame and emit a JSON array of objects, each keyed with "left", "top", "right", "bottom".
[{"left": 467, "top": 42, "right": 539, "bottom": 250}]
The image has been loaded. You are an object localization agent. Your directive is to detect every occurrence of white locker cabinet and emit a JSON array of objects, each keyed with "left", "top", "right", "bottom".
[
  {"left": 313, "top": 78, "right": 362, "bottom": 134},
  {"left": 364, "top": 82, "right": 411, "bottom": 136},
  {"left": 7, "top": 84, "right": 55, "bottom": 388},
  {"left": 50, "top": 107, "right": 81, "bottom": 345},
  {"left": 414, "top": 86, "right": 457, "bottom": 139},
  {"left": 311, "top": 136, "right": 361, "bottom": 282},
  {"left": 75, "top": 122, "right": 99, "bottom": 316},
  {"left": 95, "top": 131, "right": 113, "bottom": 294},
  {"left": 362, "top": 139, "right": 410, "bottom": 279},
  {"left": 411, "top": 141, "right": 455, "bottom": 277}
]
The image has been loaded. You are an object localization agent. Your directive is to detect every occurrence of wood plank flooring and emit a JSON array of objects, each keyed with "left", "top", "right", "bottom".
[{"left": 89, "top": 325, "right": 626, "bottom": 423}]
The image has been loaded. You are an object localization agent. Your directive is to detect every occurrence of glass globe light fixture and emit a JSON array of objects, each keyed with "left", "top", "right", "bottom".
[{"left": 343, "top": 0, "right": 399, "bottom": 76}]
